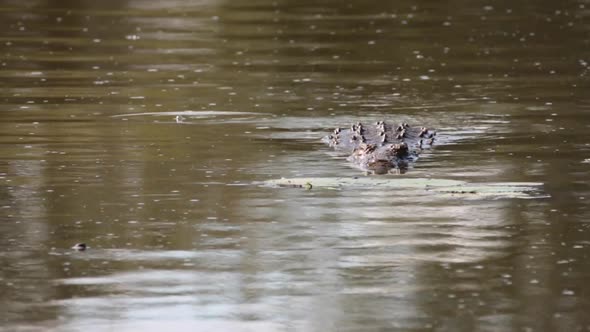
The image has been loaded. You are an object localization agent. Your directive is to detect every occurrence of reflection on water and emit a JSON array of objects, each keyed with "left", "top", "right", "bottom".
[{"left": 1, "top": 0, "right": 590, "bottom": 331}]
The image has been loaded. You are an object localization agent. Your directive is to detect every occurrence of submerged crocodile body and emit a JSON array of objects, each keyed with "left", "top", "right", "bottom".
[{"left": 324, "top": 121, "right": 436, "bottom": 174}]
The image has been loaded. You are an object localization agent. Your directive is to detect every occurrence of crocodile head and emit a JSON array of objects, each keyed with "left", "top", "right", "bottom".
[{"left": 325, "top": 121, "right": 435, "bottom": 174}]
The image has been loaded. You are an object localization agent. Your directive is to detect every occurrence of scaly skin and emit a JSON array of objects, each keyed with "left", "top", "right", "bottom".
[{"left": 324, "top": 121, "right": 436, "bottom": 174}]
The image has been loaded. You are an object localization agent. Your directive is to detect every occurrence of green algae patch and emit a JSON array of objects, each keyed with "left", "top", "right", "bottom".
[
  {"left": 261, "top": 177, "right": 546, "bottom": 199},
  {"left": 429, "top": 182, "right": 546, "bottom": 199}
]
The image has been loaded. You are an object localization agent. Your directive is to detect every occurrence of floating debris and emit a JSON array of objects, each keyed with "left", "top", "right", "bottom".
[
  {"left": 71, "top": 243, "right": 87, "bottom": 251},
  {"left": 261, "top": 177, "right": 547, "bottom": 199}
]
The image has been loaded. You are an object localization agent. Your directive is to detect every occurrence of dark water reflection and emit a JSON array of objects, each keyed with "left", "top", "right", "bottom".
[{"left": 1, "top": 0, "right": 590, "bottom": 331}]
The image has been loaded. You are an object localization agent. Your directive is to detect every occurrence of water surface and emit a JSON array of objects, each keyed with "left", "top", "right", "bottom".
[{"left": 1, "top": 0, "right": 590, "bottom": 331}]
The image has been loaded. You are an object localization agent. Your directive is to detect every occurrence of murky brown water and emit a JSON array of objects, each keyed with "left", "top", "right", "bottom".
[{"left": 1, "top": 0, "right": 590, "bottom": 331}]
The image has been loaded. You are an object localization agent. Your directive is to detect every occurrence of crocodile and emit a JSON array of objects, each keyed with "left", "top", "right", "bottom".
[{"left": 324, "top": 121, "right": 436, "bottom": 174}]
